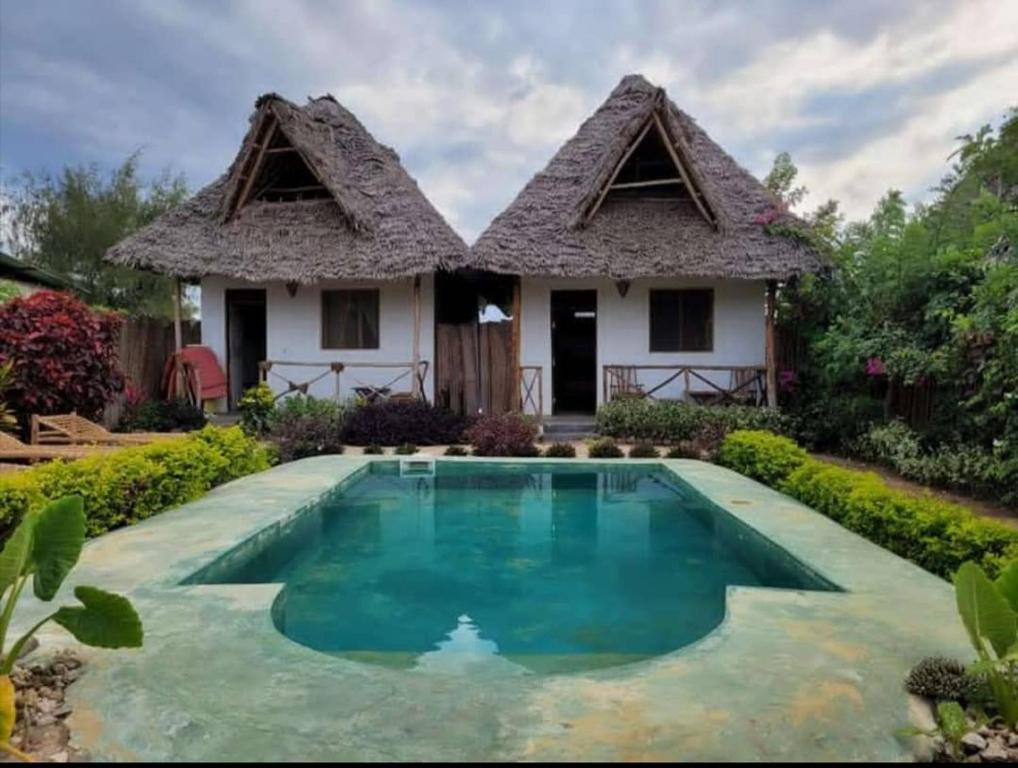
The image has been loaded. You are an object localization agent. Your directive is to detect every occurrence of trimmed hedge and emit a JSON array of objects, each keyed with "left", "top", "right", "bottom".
[
  {"left": 596, "top": 399, "right": 795, "bottom": 443},
  {"left": 717, "top": 429, "right": 1018, "bottom": 579},
  {"left": 716, "top": 430, "right": 809, "bottom": 486},
  {"left": 0, "top": 426, "right": 273, "bottom": 539}
]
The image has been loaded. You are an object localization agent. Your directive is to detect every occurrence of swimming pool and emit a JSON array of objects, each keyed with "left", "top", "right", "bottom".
[{"left": 187, "top": 461, "right": 837, "bottom": 673}]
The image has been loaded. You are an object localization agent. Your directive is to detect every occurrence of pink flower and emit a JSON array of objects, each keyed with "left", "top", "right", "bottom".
[{"left": 865, "top": 357, "right": 886, "bottom": 376}]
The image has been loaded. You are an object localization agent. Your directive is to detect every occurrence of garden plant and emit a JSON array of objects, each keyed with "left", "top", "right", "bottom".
[{"left": 0, "top": 496, "right": 143, "bottom": 761}]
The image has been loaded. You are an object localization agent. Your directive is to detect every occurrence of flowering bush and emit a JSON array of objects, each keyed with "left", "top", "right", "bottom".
[
  {"left": 464, "top": 412, "right": 538, "bottom": 457},
  {"left": 0, "top": 290, "right": 125, "bottom": 421}
]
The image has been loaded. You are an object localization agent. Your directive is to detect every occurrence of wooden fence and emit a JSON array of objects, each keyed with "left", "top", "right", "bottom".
[{"left": 119, "top": 317, "right": 201, "bottom": 399}]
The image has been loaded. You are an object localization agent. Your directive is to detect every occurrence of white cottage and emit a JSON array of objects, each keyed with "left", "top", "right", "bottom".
[
  {"left": 467, "top": 74, "right": 823, "bottom": 416},
  {"left": 108, "top": 77, "right": 821, "bottom": 418},
  {"left": 107, "top": 93, "right": 468, "bottom": 409}
]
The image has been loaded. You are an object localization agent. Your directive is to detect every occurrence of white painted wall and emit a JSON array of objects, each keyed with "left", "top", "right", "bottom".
[
  {"left": 200, "top": 275, "right": 435, "bottom": 411},
  {"left": 519, "top": 277, "right": 766, "bottom": 414}
]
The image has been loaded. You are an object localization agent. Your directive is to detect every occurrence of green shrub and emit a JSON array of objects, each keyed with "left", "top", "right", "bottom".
[
  {"left": 267, "top": 397, "right": 346, "bottom": 462},
  {"left": 588, "top": 438, "right": 623, "bottom": 459},
  {"left": 627, "top": 441, "right": 660, "bottom": 459},
  {"left": 118, "top": 397, "right": 207, "bottom": 433},
  {"left": 394, "top": 443, "right": 418, "bottom": 455},
  {"left": 444, "top": 445, "right": 468, "bottom": 456},
  {"left": 543, "top": 442, "right": 576, "bottom": 458},
  {"left": 720, "top": 430, "right": 1018, "bottom": 580},
  {"left": 237, "top": 383, "right": 276, "bottom": 436},
  {"left": 0, "top": 427, "right": 271, "bottom": 541},
  {"left": 717, "top": 430, "right": 809, "bottom": 486},
  {"left": 362, "top": 444, "right": 385, "bottom": 455},
  {"left": 596, "top": 400, "right": 794, "bottom": 443},
  {"left": 848, "top": 420, "right": 922, "bottom": 464}
]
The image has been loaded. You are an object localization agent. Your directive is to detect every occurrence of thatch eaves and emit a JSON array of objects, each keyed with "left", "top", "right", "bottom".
[
  {"left": 107, "top": 94, "right": 468, "bottom": 283},
  {"left": 470, "top": 74, "right": 824, "bottom": 281}
]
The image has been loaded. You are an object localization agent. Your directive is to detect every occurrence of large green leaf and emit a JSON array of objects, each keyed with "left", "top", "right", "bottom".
[
  {"left": 0, "top": 518, "right": 34, "bottom": 595},
  {"left": 31, "top": 496, "right": 85, "bottom": 601},
  {"left": 52, "top": 586, "right": 143, "bottom": 649},
  {"left": 996, "top": 560, "right": 1018, "bottom": 614},
  {"left": 955, "top": 561, "right": 1016, "bottom": 659}
]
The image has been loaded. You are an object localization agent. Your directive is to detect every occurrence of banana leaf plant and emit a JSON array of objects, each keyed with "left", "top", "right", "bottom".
[
  {"left": 954, "top": 560, "right": 1018, "bottom": 728},
  {"left": 0, "top": 496, "right": 143, "bottom": 762}
]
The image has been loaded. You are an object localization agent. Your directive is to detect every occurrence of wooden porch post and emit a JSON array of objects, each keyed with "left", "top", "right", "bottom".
[
  {"left": 172, "top": 277, "right": 183, "bottom": 353},
  {"left": 411, "top": 274, "right": 422, "bottom": 398},
  {"left": 511, "top": 277, "right": 521, "bottom": 411},
  {"left": 765, "top": 280, "right": 778, "bottom": 408},
  {"left": 172, "top": 277, "right": 186, "bottom": 400}
]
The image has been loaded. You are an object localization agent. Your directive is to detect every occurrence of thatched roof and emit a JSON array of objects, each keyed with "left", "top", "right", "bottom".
[
  {"left": 470, "top": 74, "right": 824, "bottom": 280},
  {"left": 107, "top": 94, "right": 468, "bottom": 282}
]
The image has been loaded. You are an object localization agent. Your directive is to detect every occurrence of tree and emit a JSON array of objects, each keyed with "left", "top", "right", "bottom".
[
  {"left": 764, "top": 151, "right": 808, "bottom": 208},
  {"left": 1, "top": 154, "right": 188, "bottom": 317}
]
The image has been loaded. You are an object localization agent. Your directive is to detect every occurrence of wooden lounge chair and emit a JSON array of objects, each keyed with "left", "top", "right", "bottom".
[
  {"left": 0, "top": 431, "right": 115, "bottom": 462},
  {"left": 30, "top": 413, "right": 188, "bottom": 446}
]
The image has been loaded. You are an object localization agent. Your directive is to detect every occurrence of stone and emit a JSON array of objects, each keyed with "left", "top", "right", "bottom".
[
  {"left": 1007, "top": 733, "right": 1018, "bottom": 748},
  {"left": 981, "top": 740, "right": 1009, "bottom": 763},
  {"left": 962, "top": 732, "right": 989, "bottom": 754},
  {"left": 50, "top": 750, "right": 69, "bottom": 763}
]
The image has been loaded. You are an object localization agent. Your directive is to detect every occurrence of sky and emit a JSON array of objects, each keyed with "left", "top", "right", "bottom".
[{"left": 1, "top": 0, "right": 1016, "bottom": 243}]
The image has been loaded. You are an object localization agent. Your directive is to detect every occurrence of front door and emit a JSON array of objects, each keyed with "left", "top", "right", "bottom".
[
  {"left": 225, "top": 289, "right": 267, "bottom": 409},
  {"left": 551, "top": 290, "right": 597, "bottom": 414}
]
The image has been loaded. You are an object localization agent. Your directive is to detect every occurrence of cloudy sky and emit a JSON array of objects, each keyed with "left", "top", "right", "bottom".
[{"left": 1, "top": 0, "right": 1016, "bottom": 242}]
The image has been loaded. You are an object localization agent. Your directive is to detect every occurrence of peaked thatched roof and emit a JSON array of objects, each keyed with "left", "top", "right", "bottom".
[
  {"left": 470, "top": 74, "right": 824, "bottom": 280},
  {"left": 107, "top": 94, "right": 468, "bottom": 282}
]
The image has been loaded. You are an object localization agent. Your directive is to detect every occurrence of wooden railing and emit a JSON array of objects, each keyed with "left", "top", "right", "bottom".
[
  {"left": 259, "top": 360, "right": 430, "bottom": 403},
  {"left": 603, "top": 364, "right": 767, "bottom": 406},
  {"left": 519, "top": 365, "right": 543, "bottom": 423}
]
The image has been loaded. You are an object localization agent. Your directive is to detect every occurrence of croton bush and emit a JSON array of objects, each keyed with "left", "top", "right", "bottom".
[
  {"left": 341, "top": 400, "right": 468, "bottom": 446},
  {"left": 0, "top": 290, "right": 125, "bottom": 422},
  {"left": 464, "top": 412, "right": 538, "bottom": 457}
]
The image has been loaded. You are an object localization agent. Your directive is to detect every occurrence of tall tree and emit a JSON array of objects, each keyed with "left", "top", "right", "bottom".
[{"left": 1, "top": 154, "right": 188, "bottom": 317}]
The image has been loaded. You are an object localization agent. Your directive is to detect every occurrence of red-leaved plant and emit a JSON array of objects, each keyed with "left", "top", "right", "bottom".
[
  {"left": 464, "top": 412, "right": 539, "bottom": 457},
  {"left": 0, "top": 290, "right": 125, "bottom": 422}
]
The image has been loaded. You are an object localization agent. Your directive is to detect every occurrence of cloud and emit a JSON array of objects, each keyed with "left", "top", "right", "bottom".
[{"left": 1, "top": 0, "right": 1016, "bottom": 237}]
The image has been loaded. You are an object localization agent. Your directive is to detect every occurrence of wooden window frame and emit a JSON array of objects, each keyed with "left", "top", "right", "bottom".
[
  {"left": 648, "top": 288, "right": 714, "bottom": 353},
  {"left": 321, "top": 288, "right": 381, "bottom": 350}
]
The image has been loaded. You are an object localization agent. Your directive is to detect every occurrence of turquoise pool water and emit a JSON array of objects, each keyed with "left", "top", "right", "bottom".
[{"left": 188, "top": 461, "right": 837, "bottom": 673}]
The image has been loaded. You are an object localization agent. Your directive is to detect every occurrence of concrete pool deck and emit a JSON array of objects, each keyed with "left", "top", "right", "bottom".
[{"left": 14, "top": 456, "right": 970, "bottom": 761}]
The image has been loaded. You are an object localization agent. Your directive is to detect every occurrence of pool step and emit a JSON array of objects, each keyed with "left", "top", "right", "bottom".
[
  {"left": 542, "top": 416, "right": 597, "bottom": 442},
  {"left": 399, "top": 456, "right": 436, "bottom": 477}
]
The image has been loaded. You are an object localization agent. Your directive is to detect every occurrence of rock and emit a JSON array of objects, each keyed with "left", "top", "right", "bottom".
[
  {"left": 963, "top": 732, "right": 989, "bottom": 754},
  {"left": 50, "top": 750, "right": 69, "bottom": 763},
  {"left": 1008, "top": 733, "right": 1018, "bottom": 748},
  {"left": 982, "top": 740, "right": 1010, "bottom": 762}
]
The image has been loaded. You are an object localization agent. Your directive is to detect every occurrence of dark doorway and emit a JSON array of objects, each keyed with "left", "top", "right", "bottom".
[
  {"left": 225, "top": 289, "right": 267, "bottom": 409},
  {"left": 551, "top": 290, "right": 597, "bottom": 414}
]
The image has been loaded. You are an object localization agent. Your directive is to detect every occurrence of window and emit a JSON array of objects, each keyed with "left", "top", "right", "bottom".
[
  {"left": 322, "top": 289, "right": 379, "bottom": 349},
  {"left": 649, "top": 289, "right": 713, "bottom": 352}
]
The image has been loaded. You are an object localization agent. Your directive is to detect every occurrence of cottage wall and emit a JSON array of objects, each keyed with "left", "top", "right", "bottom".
[
  {"left": 519, "top": 277, "right": 766, "bottom": 415},
  {"left": 200, "top": 275, "right": 435, "bottom": 410}
]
